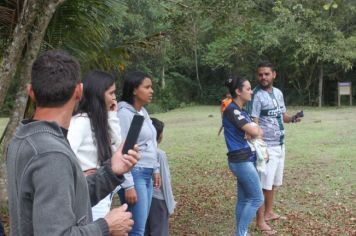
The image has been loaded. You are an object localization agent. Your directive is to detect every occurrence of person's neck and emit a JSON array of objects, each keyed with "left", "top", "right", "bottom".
[
  {"left": 32, "top": 104, "right": 74, "bottom": 129},
  {"left": 234, "top": 98, "right": 244, "bottom": 109},
  {"left": 133, "top": 102, "right": 143, "bottom": 112},
  {"left": 262, "top": 85, "right": 273, "bottom": 93}
]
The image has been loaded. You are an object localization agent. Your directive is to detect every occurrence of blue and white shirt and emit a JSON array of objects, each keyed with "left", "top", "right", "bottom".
[
  {"left": 250, "top": 86, "right": 286, "bottom": 146},
  {"left": 223, "top": 102, "right": 256, "bottom": 163}
]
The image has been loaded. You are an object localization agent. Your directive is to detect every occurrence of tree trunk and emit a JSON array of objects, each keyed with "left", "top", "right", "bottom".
[
  {"left": 192, "top": 21, "right": 202, "bottom": 96},
  {"left": 318, "top": 64, "right": 324, "bottom": 108},
  {"left": 161, "top": 41, "right": 166, "bottom": 89},
  {"left": 0, "top": 0, "right": 67, "bottom": 207},
  {"left": 0, "top": 0, "right": 40, "bottom": 106},
  {"left": 161, "top": 65, "right": 165, "bottom": 89}
]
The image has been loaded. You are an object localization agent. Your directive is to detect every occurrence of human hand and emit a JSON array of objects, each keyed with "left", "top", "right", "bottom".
[
  {"left": 125, "top": 188, "right": 138, "bottom": 205},
  {"left": 110, "top": 99, "right": 118, "bottom": 112},
  {"left": 245, "top": 134, "right": 252, "bottom": 141},
  {"left": 265, "top": 151, "right": 269, "bottom": 162},
  {"left": 111, "top": 144, "right": 140, "bottom": 176},
  {"left": 292, "top": 110, "right": 303, "bottom": 123},
  {"left": 153, "top": 173, "right": 161, "bottom": 189},
  {"left": 104, "top": 204, "right": 133, "bottom": 236},
  {"left": 292, "top": 116, "right": 302, "bottom": 123}
]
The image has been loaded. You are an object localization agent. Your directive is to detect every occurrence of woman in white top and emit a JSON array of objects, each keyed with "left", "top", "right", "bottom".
[{"left": 68, "top": 70, "right": 121, "bottom": 220}]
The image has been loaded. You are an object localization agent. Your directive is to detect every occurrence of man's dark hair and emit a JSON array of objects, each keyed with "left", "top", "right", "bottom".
[
  {"left": 120, "top": 71, "right": 151, "bottom": 105},
  {"left": 151, "top": 117, "right": 164, "bottom": 141},
  {"left": 257, "top": 61, "right": 275, "bottom": 72},
  {"left": 31, "top": 50, "right": 81, "bottom": 107}
]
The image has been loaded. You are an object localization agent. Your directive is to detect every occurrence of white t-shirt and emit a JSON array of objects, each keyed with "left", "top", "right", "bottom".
[{"left": 67, "top": 112, "right": 122, "bottom": 171}]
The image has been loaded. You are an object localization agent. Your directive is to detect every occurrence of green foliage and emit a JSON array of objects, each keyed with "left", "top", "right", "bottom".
[
  {"left": 153, "top": 72, "right": 198, "bottom": 111},
  {"left": 45, "top": 0, "right": 128, "bottom": 71},
  {"left": 1, "top": 0, "right": 356, "bottom": 112}
]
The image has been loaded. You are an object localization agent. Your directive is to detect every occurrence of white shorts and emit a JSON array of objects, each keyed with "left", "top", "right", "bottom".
[{"left": 260, "top": 145, "right": 285, "bottom": 190}]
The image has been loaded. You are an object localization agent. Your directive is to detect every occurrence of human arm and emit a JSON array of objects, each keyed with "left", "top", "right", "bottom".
[
  {"left": 159, "top": 151, "right": 177, "bottom": 215},
  {"left": 153, "top": 173, "right": 161, "bottom": 189},
  {"left": 108, "top": 111, "right": 122, "bottom": 150},
  {"left": 153, "top": 148, "right": 161, "bottom": 189},
  {"left": 117, "top": 109, "right": 136, "bottom": 194},
  {"left": 276, "top": 90, "right": 302, "bottom": 123},
  {"left": 224, "top": 107, "right": 263, "bottom": 139},
  {"left": 241, "top": 122, "right": 263, "bottom": 139},
  {"left": 283, "top": 113, "right": 294, "bottom": 123},
  {"left": 87, "top": 144, "right": 139, "bottom": 205},
  {"left": 283, "top": 112, "right": 302, "bottom": 123}
]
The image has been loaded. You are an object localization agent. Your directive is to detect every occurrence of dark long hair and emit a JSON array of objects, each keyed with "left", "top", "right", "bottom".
[
  {"left": 121, "top": 71, "right": 150, "bottom": 105},
  {"left": 75, "top": 70, "right": 115, "bottom": 164},
  {"left": 225, "top": 75, "right": 247, "bottom": 98},
  {"left": 151, "top": 118, "right": 164, "bottom": 141}
]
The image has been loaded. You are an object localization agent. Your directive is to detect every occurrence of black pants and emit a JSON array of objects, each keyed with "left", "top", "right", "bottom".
[{"left": 144, "top": 198, "right": 169, "bottom": 236}]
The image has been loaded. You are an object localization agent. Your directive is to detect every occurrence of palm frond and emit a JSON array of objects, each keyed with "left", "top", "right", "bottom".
[
  {"left": 0, "top": 0, "right": 24, "bottom": 52},
  {"left": 42, "top": 0, "right": 130, "bottom": 71}
]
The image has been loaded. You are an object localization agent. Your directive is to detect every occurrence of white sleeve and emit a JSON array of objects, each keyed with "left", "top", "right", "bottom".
[
  {"left": 117, "top": 110, "right": 135, "bottom": 189},
  {"left": 278, "top": 91, "right": 287, "bottom": 113},
  {"left": 108, "top": 111, "right": 122, "bottom": 152},
  {"left": 251, "top": 94, "right": 262, "bottom": 118},
  {"left": 67, "top": 116, "right": 86, "bottom": 157},
  {"left": 121, "top": 172, "right": 134, "bottom": 189}
]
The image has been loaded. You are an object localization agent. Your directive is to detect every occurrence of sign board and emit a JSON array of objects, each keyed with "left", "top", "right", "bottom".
[
  {"left": 337, "top": 82, "right": 352, "bottom": 106},
  {"left": 338, "top": 82, "right": 352, "bottom": 95}
]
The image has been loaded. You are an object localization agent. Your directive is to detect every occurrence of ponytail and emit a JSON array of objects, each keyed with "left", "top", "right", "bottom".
[{"left": 225, "top": 75, "right": 247, "bottom": 98}]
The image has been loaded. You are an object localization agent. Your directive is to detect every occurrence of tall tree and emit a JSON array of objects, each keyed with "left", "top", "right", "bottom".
[{"left": 0, "top": 0, "right": 67, "bottom": 207}]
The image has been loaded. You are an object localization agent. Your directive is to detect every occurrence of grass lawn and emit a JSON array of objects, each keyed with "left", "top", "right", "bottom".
[
  {"left": 152, "top": 106, "right": 356, "bottom": 236},
  {"left": 1, "top": 106, "right": 355, "bottom": 235}
]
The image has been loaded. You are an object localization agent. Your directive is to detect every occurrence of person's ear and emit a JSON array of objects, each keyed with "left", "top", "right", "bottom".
[
  {"left": 27, "top": 84, "right": 36, "bottom": 103},
  {"left": 74, "top": 83, "right": 83, "bottom": 101},
  {"left": 236, "top": 88, "right": 242, "bottom": 96},
  {"left": 272, "top": 71, "right": 277, "bottom": 79}
]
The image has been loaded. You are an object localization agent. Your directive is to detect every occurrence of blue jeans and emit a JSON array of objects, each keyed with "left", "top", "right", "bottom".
[
  {"left": 119, "top": 167, "right": 154, "bottom": 236},
  {"left": 229, "top": 161, "right": 264, "bottom": 236}
]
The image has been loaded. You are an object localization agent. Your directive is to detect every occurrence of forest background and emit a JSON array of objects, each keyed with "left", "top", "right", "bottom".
[{"left": 0, "top": 0, "right": 355, "bottom": 209}]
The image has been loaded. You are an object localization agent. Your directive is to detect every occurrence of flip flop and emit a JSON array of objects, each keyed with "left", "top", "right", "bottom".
[
  {"left": 265, "top": 215, "right": 287, "bottom": 221},
  {"left": 261, "top": 229, "right": 277, "bottom": 235}
]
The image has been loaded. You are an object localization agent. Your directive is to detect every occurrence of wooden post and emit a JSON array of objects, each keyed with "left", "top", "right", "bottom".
[{"left": 338, "top": 84, "right": 340, "bottom": 107}]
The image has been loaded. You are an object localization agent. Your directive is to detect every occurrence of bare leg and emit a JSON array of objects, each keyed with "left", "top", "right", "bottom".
[
  {"left": 256, "top": 189, "right": 272, "bottom": 230},
  {"left": 264, "top": 187, "right": 280, "bottom": 221}
]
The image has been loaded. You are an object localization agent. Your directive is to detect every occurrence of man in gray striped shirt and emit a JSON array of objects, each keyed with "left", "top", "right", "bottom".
[{"left": 249, "top": 62, "right": 302, "bottom": 234}]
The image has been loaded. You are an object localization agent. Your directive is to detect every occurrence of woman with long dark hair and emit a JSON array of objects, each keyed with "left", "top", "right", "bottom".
[
  {"left": 68, "top": 70, "right": 122, "bottom": 220},
  {"left": 118, "top": 71, "right": 160, "bottom": 236},
  {"left": 223, "top": 76, "right": 264, "bottom": 236}
]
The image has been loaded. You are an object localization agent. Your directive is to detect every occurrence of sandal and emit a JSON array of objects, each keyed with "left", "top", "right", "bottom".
[
  {"left": 265, "top": 214, "right": 287, "bottom": 222},
  {"left": 261, "top": 229, "right": 277, "bottom": 235}
]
